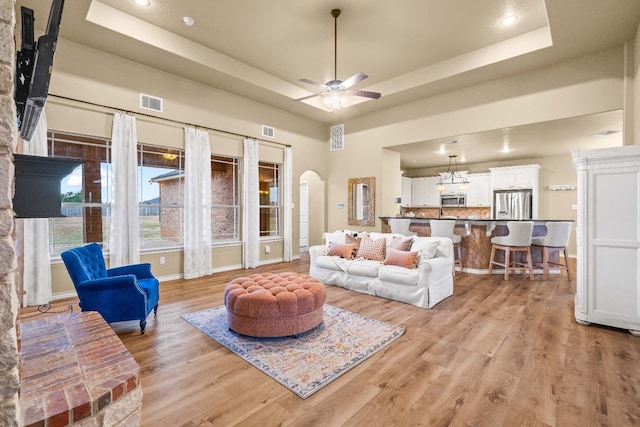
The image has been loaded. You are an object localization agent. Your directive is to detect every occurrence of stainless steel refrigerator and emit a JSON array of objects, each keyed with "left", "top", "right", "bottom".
[{"left": 493, "top": 189, "right": 533, "bottom": 220}]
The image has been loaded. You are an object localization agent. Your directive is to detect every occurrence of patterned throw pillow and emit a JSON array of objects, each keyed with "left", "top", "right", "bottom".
[
  {"left": 355, "top": 235, "right": 386, "bottom": 261},
  {"left": 384, "top": 248, "right": 419, "bottom": 269},
  {"left": 390, "top": 236, "right": 413, "bottom": 251},
  {"left": 327, "top": 243, "right": 356, "bottom": 259}
]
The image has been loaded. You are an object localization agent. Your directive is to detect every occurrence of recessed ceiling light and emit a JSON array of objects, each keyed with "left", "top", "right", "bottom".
[
  {"left": 133, "top": 0, "right": 150, "bottom": 6},
  {"left": 183, "top": 16, "right": 195, "bottom": 26},
  {"left": 500, "top": 15, "right": 518, "bottom": 26}
]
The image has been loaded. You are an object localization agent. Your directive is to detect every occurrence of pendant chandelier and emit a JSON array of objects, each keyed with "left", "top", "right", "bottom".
[{"left": 436, "top": 155, "right": 470, "bottom": 191}]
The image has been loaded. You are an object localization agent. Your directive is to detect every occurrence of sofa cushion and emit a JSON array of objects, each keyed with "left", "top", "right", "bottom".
[
  {"left": 409, "top": 237, "right": 439, "bottom": 259},
  {"left": 378, "top": 264, "right": 420, "bottom": 287},
  {"left": 324, "top": 231, "right": 347, "bottom": 245},
  {"left": 390, "top": 236, "right": 413, "bottom": 251},
  {"left": 315, "top": 256, "right": 350, "bottom": 272},
  {"left": 384, "top": 248, "right": 418, "bottom": 269},
  {"left": 327, "top": 243, "right": 356, "bottom": 259},
  {"left": 356, "top": 235, "right": 386, "bottom": 261},
  {"left": 347, "top": 260, "right": 382, "bottom": 278}
]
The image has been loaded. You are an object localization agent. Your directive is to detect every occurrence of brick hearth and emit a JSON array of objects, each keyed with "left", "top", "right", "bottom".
[{"left": 19, "top": 312, "right": 142, "bottom": 426}]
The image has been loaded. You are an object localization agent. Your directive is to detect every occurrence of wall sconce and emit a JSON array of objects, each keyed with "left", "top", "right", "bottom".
[{"left": 163, "top": 153, "right": 177, "bottom": 160}]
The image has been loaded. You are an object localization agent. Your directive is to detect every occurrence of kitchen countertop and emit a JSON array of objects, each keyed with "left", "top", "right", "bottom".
[
  {"left": 381, "top": 217, "right": 573, "bottom": 223},
  {"left": 381, "top": 217, "right": 574, "bottom": 236}
]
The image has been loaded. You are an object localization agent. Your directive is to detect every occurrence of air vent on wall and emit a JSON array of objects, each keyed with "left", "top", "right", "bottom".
[
  {"left": 140, "top": 93, "right": 163, "bottom": 112},
  {"left": 261, "top": 125, "right": 275, "bottom": 138},
  {"left": 330, "top": 124, "right": 344, "bottom": 151}
]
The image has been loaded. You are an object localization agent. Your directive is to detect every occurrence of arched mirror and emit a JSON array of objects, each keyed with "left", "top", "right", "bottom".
[{"left": 348, "top": 177, "right": 375, "bottom": 226}]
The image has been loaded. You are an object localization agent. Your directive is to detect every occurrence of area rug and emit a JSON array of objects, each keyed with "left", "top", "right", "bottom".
[{"left": 181, "top": 304, "right": 405, "bottom": 399}]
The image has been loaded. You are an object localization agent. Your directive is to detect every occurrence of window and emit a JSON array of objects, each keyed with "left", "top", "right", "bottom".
[
  {"left": 258, "top": 161, "right": 281, "bottom": 237},
  {"left": 49, "top": 131, "right": 111, "bottom": 255},
  {"left": 211, "top": 155, "right": 240, "bottom": 241},
  {"left": 47, "top": 131, "right": 186, "bottom": 255},
  {"left": 139, "top": 145, "right": 184, "bottom": 250}
]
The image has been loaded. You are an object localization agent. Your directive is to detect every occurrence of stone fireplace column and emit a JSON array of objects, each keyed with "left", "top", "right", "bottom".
[{"left": 0, "top": 0, "right": 20, "bottom": 426}]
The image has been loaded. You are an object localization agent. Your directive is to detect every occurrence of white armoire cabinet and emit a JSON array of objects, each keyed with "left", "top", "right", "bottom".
[{"left": 572, "top": 146, "right": 640, "bottom": 335}]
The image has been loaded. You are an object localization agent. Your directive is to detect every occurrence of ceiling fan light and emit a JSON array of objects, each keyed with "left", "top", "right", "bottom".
[{"left": 326, "top": 93, "right": 345, "bottom": 112}]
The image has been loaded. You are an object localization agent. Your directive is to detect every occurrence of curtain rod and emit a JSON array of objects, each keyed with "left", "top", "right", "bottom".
[{"left": 49, "top": 94, "right": 292, "bottom": 148}]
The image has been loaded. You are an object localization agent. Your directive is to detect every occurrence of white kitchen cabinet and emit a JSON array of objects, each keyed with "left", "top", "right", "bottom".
[
  {"left": 466, "top": 173, "right": 491, "bottom": 206},
  {"left": 490, "top": 165, "right": 539, "bottom": 190},
  {"left": 401, "top": 176, "right": 412, "bottom": 206},
  {"left": 425, "top": 177, "right": 440, "bottom": 206},
  {"left": 572, "top": 146, "right": 640, "bottom": 335},
  {"left": 410, "top": 176, "right": 440, "bottom": 206},
  {"left": 411, "top": 177, "right": 428, "bottom": 206}
]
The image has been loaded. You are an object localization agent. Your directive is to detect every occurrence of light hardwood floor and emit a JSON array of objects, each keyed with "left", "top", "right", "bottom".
[{"left": 21, "top": 256, "right": 640, "bottom": 426}]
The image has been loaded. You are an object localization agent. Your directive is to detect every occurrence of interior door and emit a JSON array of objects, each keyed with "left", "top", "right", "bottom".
[{"left": 299, "top": 181, "right": 309, "bottom": 251}]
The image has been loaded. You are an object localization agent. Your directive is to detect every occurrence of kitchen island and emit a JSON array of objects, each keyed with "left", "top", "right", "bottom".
[{"left": 380, "top": 217, "right": 574, "bottom": 274}]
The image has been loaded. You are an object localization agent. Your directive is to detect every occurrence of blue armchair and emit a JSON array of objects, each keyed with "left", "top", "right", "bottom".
[{"left": 61, "top": 243, "right": 159, "bottom": 334}]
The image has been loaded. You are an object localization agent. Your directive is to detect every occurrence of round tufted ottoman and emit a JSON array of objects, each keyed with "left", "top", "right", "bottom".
[{"left": 223, "top": 272, "right": 326, "bottom": 337}]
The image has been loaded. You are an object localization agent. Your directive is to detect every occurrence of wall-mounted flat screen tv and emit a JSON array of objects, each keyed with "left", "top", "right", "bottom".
[{"left": 14, "top": 0, "right": 65, "bottom": 141}]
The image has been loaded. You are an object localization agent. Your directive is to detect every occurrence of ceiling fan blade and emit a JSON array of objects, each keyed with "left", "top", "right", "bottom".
[
  {"left": 344, "top": 89, "right": 382, "bottom": 99},
  {"left": 299, "top": 78, "right": 331, "bottom": 91},
  {"left": 294, "top": 92, "right": 324, "bottom": 102},
  {"left": 340, "top": 72, "right": 368, "bottom": 89}
]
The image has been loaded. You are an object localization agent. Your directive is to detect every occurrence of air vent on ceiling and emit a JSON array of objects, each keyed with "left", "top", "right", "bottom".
[
  {"left": 330, "top": 124, "right": 344, "bottom": 151},
  {"left": 261, "top": 125, "right": 275, "bottom": 138},
  {"left": 140, "top": 93, "right": 163, "bottom": 112}
]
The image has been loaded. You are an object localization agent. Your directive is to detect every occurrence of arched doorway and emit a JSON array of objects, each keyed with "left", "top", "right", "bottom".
[{"left": 299, "top": 170, "right": 324, "bottom": 252}]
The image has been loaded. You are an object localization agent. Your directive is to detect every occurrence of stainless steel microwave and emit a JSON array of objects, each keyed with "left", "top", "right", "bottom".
[{"left": 441, "top": 194, "right": 466, "bottom": 207}]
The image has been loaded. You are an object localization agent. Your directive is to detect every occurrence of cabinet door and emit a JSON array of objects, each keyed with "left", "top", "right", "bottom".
[
  {"left": 425, "top": 177, "right": 440, "bottom": 206},
  {"left": 401, "top": 177, "right": 412, "bottom": 206},
  {"left": 467, "top": 173, "right": 491, "bottom": 206},
  {"left": 511, "top": 168, "right": 534, "bottom": 188},
  {"left": 491, "top": 170, "right": 512, "bottom": 189},
  {"left": 411, "top": 178, "right": 427, "bottom": 206}
]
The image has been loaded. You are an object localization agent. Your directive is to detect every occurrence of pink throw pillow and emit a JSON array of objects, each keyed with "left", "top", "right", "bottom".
[
  {"left": 328, "top": 243, "right": 356, "bottom": 259},
  {"left": 384, "top": 248, "right": 418, "bottom": 269},
  {"left": 356, "top": 235, "right": 386, "bottom": 261},
  {"left": 390, "top": 236, "right": 413, "bottom": 251}
]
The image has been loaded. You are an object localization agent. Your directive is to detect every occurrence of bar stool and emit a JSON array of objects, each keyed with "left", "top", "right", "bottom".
[
  {"left": 430, "top": 219, "right": 463, "bottom": 275},
  {"left": 489, "top": 221, "right": 534, "bottom": 280},
  {"left": 389, "top": 218, "right": 414, "bottom": 237},
  {"left": 531, "top": 221, "right": 572, "bottom": 280}
]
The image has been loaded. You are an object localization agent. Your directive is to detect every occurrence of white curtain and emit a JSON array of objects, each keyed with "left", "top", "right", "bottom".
[
  {"left": 183, "top": 127, "right": 212, "bottom": 279},
  {"left": 22, "top": 112, "right": 51, "bottom": 306},
  {"left": 283, "top": 146, "right": 293, "bottom": 262},
  {"left": 242, "top": 138, "right": 259, "bottom": 268},
  {"left": 109, "top": 112, "right": 140, "bottom": 267}
]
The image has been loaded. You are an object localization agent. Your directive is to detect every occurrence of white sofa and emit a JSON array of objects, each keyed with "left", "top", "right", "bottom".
[{"left": 309, "top": 231, "right": 454, "bottom": 309}]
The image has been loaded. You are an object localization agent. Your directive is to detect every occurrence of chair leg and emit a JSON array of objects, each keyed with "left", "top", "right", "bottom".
[
  {"left": 140, "top": 319, "right": 146, "bottom": 334},
  {"left": 563, "top": 248, "right": 571, "bottom": 281},
  {"left": 504, "top": 248, "right": 510, "bottom": 281},
  {"left": 489, "top": 245, "right": 496, "bottom": 275},
  {"left": 154, "top": 304, "right": 158, "bottom": 316},
  {"left": 527, "top": 247, "right": 534, "bottom": 280},
  {"left": 541, "top": 247, "right": 548, "bottom": 280}
]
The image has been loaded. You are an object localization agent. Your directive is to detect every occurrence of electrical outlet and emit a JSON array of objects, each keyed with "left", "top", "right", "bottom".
[
  {"left": 160, "top": 256, "right": 166, "bottom": 264},
  {"left": 265, "top": 245, "right": 271, "bottom": 254}
]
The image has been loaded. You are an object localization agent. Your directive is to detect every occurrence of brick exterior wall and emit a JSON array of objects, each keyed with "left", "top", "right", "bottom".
[
  {"left": 159, "top": 165, "right": 237, "bottom": 241},
  {"left": 158, "top": 177, "right": 183, "bottom": 241},
  {"left": 0, "top": 0, "right": 21, "bottom": 425}
]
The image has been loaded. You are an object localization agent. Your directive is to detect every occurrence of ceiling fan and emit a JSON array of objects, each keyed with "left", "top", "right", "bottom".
[{"left": 294, "top": 9, "right": 382, "bottom": 109}]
